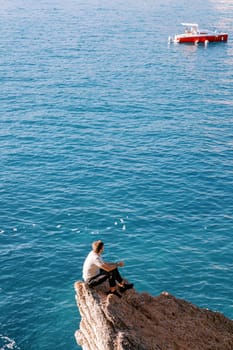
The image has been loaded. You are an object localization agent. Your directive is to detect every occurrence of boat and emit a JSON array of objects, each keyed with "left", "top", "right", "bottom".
[{"left": 168, "top": 23, "right": 228, "bottom": 44}]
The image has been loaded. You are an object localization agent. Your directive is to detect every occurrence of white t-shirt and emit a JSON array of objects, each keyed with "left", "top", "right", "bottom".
[{"left": 82, "top": 250, "right": 104, "bottom": 281}]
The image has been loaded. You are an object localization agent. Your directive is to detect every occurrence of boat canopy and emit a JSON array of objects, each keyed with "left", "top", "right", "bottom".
[{"left": 181, "top": 23, "right": 198, "bottom": 27}]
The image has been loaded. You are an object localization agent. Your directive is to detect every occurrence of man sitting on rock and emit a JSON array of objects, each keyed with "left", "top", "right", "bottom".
[{"left": 82, "top": 240, "right": 134, "bottom": 298}]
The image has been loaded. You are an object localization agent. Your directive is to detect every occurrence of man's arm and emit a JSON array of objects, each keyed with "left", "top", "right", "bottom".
[{"left": 100, "top": 261, "right": 124, "bottom": 272}]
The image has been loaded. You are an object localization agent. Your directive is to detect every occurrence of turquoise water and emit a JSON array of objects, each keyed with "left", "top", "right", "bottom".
[{"left": 1, "top": 0, "right": 233, "bottom": 349}]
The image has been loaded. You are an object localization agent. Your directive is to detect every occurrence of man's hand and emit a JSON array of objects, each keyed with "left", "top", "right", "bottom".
[{"left": 117, "top": 261, "right": 124, "bottom": 267}]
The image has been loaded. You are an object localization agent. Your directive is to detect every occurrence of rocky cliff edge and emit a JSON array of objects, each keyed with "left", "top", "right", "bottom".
[{"left": 74, "top": 281, "right": 233, "bottom": 350}]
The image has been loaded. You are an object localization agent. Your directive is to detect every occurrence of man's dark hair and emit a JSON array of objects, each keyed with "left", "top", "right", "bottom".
[{"left": 92, "top": 240, "right": 104, "bottom": 253}]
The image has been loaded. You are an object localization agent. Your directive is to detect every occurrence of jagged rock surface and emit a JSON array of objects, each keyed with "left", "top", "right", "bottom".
[{"left": 74, "top": 281, "right": 233, "bottom": 350}]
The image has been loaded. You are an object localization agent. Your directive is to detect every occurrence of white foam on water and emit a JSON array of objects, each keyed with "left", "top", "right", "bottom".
[{"left": 0, "top": 335, "right": 19, "bottom": 350}]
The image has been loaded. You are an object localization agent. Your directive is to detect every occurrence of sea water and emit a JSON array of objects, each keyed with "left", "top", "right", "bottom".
[{"left": 0, "top": 0, "right": 233, "bottom": 349}]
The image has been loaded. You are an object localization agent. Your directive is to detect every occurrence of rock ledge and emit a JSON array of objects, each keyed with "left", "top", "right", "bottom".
[{"left": 74, "top": 281, "right": 233, "bottom": 350}]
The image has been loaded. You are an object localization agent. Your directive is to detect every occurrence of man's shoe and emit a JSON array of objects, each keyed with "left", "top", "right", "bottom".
[
  {"left": 119, "top": 283, "right": 134, "bottom": 293},
  {"left": 107, "top": 290, "right": 122, "bottom": 298}
]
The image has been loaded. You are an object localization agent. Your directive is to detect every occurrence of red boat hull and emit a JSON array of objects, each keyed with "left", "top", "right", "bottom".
[{"left": 177, "top": 33, "right": 228, "bottom": 43}]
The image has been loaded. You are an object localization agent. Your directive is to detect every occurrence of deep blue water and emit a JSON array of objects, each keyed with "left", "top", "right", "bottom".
[{"left": 1, "top": 0, "right": 233, "bottom": 349}]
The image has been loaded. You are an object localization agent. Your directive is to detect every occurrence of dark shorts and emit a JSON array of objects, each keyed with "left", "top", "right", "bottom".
[{"left": 86, "top": 268, "right": 123, "bottom": 288}]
